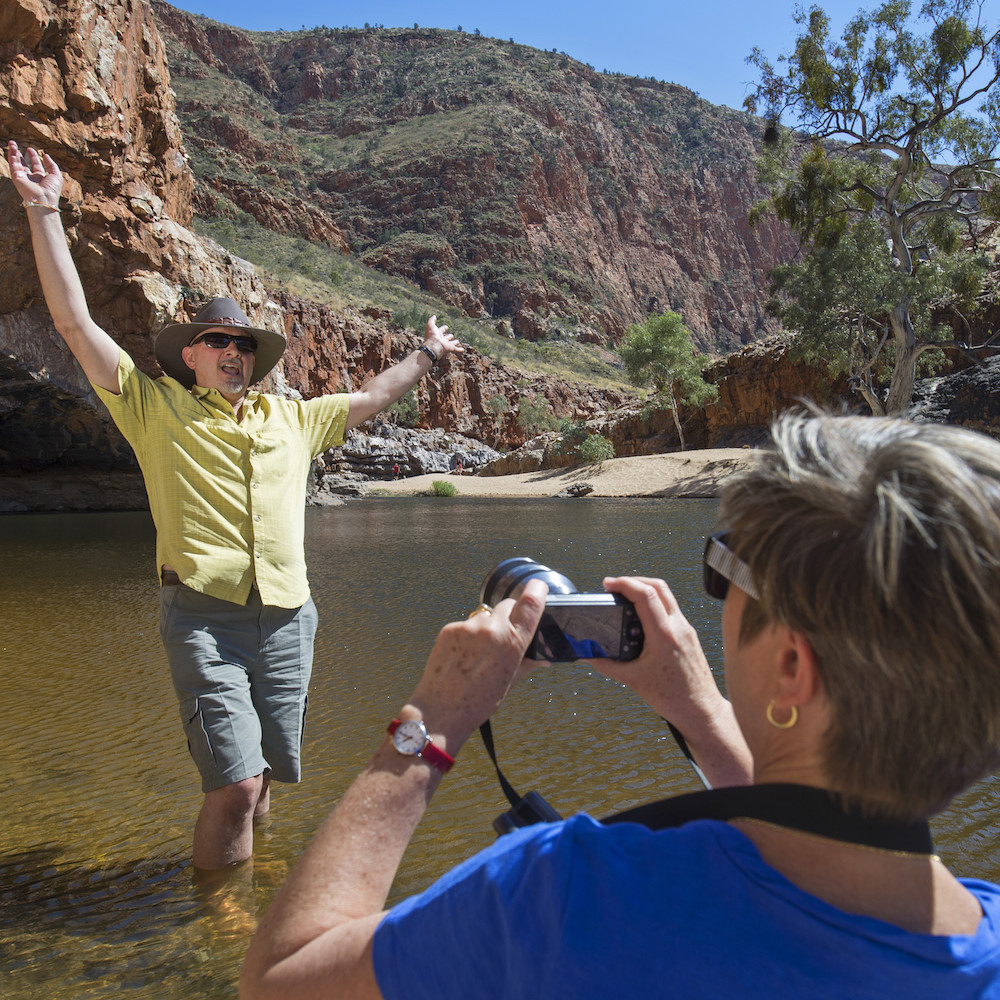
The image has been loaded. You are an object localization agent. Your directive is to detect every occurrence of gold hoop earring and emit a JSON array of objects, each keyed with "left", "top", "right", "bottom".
[{"left": 766, "top": 700, "right": 798, "bottom": 730}]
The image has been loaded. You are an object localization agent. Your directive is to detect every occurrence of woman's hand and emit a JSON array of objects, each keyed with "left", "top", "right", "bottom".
[
  {"left": 589, "top": 576, "right": 718, "bottom": 721},
  {"left": 589, "top": 576, "right": 753, "bottom": 785},
  {"left": 406, "top": 579, "right": 549, "bottom": 751}
]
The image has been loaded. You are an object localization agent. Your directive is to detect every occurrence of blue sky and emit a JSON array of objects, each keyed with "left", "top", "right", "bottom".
[{"left": 171, "top": 0, "right": 877, "bottom": 114}]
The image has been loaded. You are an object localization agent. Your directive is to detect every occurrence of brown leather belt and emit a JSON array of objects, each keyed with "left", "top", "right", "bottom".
[{"left": 161, "top": 569, "right": 183, "bottom": 587}]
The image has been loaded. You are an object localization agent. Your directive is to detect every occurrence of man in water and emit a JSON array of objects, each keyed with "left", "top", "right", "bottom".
[{"left": 7, "top": 139, "right": 464, "bottom": 870}]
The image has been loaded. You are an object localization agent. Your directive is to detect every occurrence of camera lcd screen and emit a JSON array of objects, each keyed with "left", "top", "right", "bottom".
[{"left": 528, "top": 594, "right": 643, "bottom": 662}]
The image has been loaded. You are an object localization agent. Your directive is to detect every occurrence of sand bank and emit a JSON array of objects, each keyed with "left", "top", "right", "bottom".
[{"left": 372, "top": 448, "right": 757, "bottom": 499}]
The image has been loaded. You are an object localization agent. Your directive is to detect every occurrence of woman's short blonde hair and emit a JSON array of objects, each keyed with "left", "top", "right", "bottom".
[{"left": 720, "top": 410, "right": 1000, "bottom": 820}]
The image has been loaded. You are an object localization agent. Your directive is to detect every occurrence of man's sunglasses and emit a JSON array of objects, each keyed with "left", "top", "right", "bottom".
[
  {"left": 190, "top": 332, "right": 258, "bottom": 353},
  {"left": 703, "top": 532, "right": 759, "bottom": 601}
]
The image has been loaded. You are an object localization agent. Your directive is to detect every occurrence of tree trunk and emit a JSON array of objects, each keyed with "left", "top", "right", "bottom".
[
  {"left": 857, "top": 380, "right": 886, "bottom": 417},
  {"left": 668, "top": 387, "right": 686, "bottom": 451},
  {"left": 885, "top": 300, "right": 917, "bottom": 415}
]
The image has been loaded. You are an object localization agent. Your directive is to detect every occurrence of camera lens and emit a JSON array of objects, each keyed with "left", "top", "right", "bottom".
[{"left": 480, "top": 558, "right": 578, "bottom": 606}]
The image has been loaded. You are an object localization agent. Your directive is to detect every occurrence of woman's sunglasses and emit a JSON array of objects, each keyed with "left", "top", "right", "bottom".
[
  {"left": 190, "top": 332, "right": 258, "bottom": 354},
  {"left": 703, "top": 532, "right": 759, "bottom": 601}
]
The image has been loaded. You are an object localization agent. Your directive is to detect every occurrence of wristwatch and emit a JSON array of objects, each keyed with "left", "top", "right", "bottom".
[{"left": 387, "top": 718, "right": 455, "bottom": 773}]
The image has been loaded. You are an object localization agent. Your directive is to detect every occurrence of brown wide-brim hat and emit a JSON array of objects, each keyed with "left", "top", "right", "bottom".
[{"left": 154, "top": 296, "right": 287, "bottom": 389}]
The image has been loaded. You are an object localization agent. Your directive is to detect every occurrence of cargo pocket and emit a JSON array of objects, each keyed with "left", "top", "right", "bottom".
[
  {"left": 179, "top": 696, "right": 217, "bottom": 775},
  {"left": 159, "top": 584, "right": 180, "bottom": 643},
  {"left": 299, "top": 693, "right": 309, "bottom": 750}
]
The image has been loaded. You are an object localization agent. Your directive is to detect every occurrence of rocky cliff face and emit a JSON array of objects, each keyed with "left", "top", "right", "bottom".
[
  {"left": 150, "top": 3, "right": 799, "bottom": 354},
  {"left": 272, "top": 289, "right": 629, "bottom": 441},
  {"left": 0, "top": 0, "right": 282, "bottom": 385},
  {"left": 3, "top": 0, "right": 995, "bottom": 514},
  {"left": 0, "top": 0, "right": 634, "bottom": 511}
]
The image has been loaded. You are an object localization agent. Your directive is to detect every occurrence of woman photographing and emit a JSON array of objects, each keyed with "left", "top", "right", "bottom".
[{"left": 241, "top": 411, "right": 1000, "bottom": 999}]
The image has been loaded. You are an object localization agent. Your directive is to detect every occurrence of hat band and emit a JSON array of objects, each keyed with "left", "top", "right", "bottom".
[{"left": 200, "top": 316, "right": 249, "bottom": 327}]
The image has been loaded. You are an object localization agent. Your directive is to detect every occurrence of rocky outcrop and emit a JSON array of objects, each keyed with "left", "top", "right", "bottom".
[
  {"left": 0, "top": 0, "right": 281, "bottom": 388},
  {"left": 482, "top": 341, "right": 1000, "bottom": 475},
  {"left": 480, "top": 337, "right": 856, "bottom": 474},
  {"left": 604, "top": 337, "right": 858, "bottom": 453},
  {"left": 912, "top": 356, "right": 1000, "bottom": 438},
  {"left": 317, "top": 422, "right": 500, "bottom": 487}
]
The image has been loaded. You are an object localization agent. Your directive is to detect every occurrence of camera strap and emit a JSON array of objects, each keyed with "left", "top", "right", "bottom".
[
  {"left": 479, "top": 720, "right": 934, "bottom": 854},
  {"left": 479, "top": 719, "right": 523, "bottom": 808},
  {"left": 603, "top": 783, "right": 935, "bottom": 853}
]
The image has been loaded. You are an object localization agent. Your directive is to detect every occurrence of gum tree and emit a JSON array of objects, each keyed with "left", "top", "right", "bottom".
[
  {"left": 746, "top": 0, "right": 999, "bottom": 415},
  {"left": 618, "top": 311, "right": 717, "bottom": 451}
]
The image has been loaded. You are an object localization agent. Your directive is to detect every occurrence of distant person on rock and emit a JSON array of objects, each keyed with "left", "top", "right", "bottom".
[{"left": 7, "top": 139, "right": 464, "bottom": 871}]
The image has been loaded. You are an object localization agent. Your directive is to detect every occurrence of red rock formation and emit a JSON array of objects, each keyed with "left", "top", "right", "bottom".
[
  {"left": 0, "top": 0, "right": 249, "bottom": 389},
  {"left": 480, "top": 338, "right": 857, "bottom": 475},
  {"left": 273, "top": 288, "right": 630, "bottom": 445},
  {"left": 603, "top": 338, "right": 856, "bottom": 455}
]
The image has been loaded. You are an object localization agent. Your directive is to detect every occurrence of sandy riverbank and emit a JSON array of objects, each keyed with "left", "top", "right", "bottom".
[{"left": 371, "top": 448, "right": 757, "bottom": 499}]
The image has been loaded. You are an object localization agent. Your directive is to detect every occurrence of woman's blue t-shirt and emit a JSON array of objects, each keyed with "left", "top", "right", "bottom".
[{"left": 374, "top": 815, "right": 1000, "bottom": 999}]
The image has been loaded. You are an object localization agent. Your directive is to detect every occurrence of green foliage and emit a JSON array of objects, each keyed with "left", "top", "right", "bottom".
[
  {"left": 578, "top": 433, "right": 615, "bottom": 464},
  {"left": 516, "top": 395, "right": 560, "bottom": 436},
  {"left": 553, "top": 417, "right": 589, "bottom": 455},
  {"left": 746, "top": 0, "right": 1000, "bottom": 414},
  {"left": 768, "top": 215, "right": 986, "bottom": 381},
  {"left": 393, "top": 304, "right": 429, "bottom": 332},
  {"left": 386, "top": 388, "right": 420, "bottom": 427},
  {"left": 431, "top": 480, "right": 458, "bottom": 496},
  {"left": 618, "top": 311, "right": 718, "bottom": 410},
  {"left": 486, "top": 394, "right": 510, "bottom": 417}
]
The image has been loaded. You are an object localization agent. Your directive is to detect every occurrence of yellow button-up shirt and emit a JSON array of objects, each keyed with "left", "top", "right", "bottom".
[{"left": 95, "top": 351, "right": 349, "bottom": 608}]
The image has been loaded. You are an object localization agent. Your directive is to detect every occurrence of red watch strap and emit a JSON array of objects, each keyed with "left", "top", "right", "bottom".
[
  {"left": 418, "top": 738, "right": 455, "bottom": 773},
  {"left": 387, "top": 718, "right": 455, "bottom": 773}
]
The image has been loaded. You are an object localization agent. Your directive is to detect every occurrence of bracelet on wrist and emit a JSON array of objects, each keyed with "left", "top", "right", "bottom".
[
  {"left": 22, "top": 200, "right": 59, "bottom": 213},
  {"left": 418, "top": 344, "right": 439, "bottom": 368}
]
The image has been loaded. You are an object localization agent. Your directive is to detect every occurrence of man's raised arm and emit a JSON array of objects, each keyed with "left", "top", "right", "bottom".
[
  {"left": 344, "top": 315, "right": 464, "bottom": 430},
  {"left": 7, "top": 140, "right": 121, "bottom": 393}
]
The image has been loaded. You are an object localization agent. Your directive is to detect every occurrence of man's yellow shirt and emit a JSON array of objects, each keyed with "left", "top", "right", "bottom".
[{"left": 95, "top": 351, "right": 349, "bottom": 608}]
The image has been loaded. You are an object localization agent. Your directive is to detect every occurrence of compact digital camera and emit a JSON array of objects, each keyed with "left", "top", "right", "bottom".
[{"left": 479, "top": 557, "right": 644, "bottom": 661}]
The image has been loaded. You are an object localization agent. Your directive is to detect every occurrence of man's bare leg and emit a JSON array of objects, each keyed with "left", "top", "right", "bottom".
[
  {"left": 193, "top": 773, "right": 267, "bottom": 870},
  {"left": 254, "top": 774, "right": 271, "bottom": 820}
]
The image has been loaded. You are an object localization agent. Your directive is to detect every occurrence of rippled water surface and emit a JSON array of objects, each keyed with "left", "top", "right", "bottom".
[{"left": 2, "top": 498, "right": 998, "bottom": 998}]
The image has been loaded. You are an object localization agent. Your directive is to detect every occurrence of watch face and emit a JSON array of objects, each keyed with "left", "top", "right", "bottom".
[{"left": 392, "top": 719, "right": 427, "bottom": 756}]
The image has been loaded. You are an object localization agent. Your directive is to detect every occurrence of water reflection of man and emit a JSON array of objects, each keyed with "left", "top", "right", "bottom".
[
  {"left": 241, "top": 411, "right": 1000, "bottom": 999},
  {"left": 7, "top": 140, "right": 464, "bottom": 871}
]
